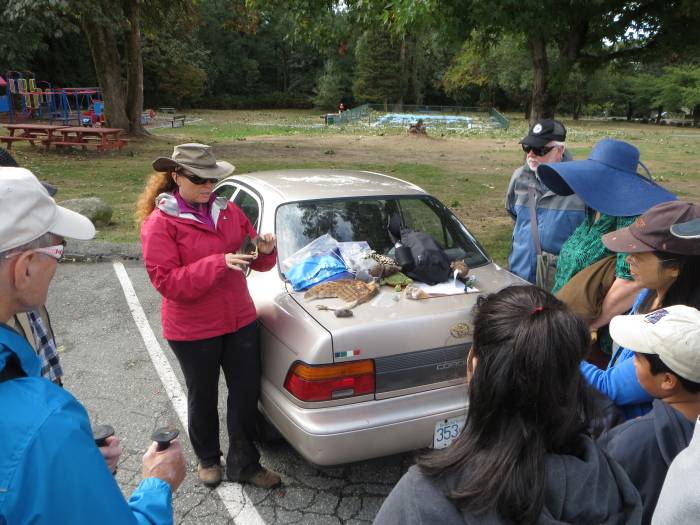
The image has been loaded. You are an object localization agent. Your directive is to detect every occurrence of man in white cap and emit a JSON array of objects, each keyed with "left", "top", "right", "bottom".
[
  {"left": 0, "top": 167, "right": 186, "bottom": 524},
  {"left": 598, "top": 305, "right": 700, "bottom": 524}
]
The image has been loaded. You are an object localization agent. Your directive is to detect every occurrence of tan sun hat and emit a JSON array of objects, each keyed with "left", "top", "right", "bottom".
[
  {"left": 152, "top": 143, "right": 234, "bottom": 180},
  {"left": 0, "top": 167, "right": 95, "bottom": 252}
]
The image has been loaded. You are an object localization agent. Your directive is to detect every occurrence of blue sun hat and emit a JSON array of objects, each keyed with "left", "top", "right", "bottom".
[{"left": 537, "top": 139, "right": 676, "bottom": 216}]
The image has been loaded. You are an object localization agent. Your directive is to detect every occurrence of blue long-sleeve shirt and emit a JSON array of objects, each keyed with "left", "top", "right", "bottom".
[
  {"left": 504, "top": 154, "right": 586, "bottom": 284},
  {"left": 580, "top": 289, "right": 653, "bottom": 420},
  {"left": 0, "top": 323, "right": 173, "bottom": 525}
]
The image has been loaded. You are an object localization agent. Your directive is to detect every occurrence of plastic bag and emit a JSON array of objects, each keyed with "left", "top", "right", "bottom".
[
  {"left": 280, "top": 233, "right": 339, "bottom": 274},
  {"left": 282, "top": 234, "right": 350, "bottom": 291},
  {"left": 337, "top": 241, "right": 376, "bottom": 273},
  {"left": 285, "top": 253, "right": 349, "bottom": 291}
]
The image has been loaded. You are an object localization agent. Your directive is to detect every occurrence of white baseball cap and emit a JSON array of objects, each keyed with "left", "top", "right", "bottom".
[
  {"left": 610, "top": 305, "right": 700, "bottom": 383},
  {"left": 0, "top": 167, "right": 95, "bottom": 252}
]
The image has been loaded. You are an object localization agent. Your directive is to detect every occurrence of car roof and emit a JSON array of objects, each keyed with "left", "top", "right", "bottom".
[{"left": 223, "top": 169, "right": 428, "bottom": 202}]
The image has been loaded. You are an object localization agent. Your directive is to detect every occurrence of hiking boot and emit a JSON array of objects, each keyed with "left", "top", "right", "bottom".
[
  {"left": 239, "top": 466, "right": 282, "bottom": 489},
  {"left": 197, "top": 462, "right": 222, "bottom": 488}
]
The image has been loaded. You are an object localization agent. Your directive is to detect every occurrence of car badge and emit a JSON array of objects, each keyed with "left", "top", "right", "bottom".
[{"left": 450, "top": 322, "right": 472, "bottom": 339}]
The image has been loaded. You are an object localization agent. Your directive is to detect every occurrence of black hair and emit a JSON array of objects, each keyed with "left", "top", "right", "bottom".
[
  {"left": 637, "top": 352, "right": 700, "bottom": 394},
  {"left": 418, "top": 285, "right": 591, "bottom": 524},
  {"left": 639, "top": 252, "right": 700, "bottom": 313}
]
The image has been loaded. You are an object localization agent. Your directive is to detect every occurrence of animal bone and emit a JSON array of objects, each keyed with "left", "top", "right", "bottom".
[{"left": 404, "top": 284, "right": 430, "bottom": 300}]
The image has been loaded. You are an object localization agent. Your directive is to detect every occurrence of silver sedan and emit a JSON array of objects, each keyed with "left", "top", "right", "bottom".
[{"left": 214, "top": 169, "right": 522, "bottom": 465}]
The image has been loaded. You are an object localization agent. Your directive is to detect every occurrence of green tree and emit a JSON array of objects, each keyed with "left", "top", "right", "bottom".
[
  {"left": 377, "top": 0, "right": 700, "bottom": 124},
  {"left": 6, "top": 0, "right": 195, "bottom": 134},
  {"left": 653, "top": 65, "right": 700, "bottom": 125},
  {"left": 314, "top": 59, "right": 352, "bottom": 109},
  {"left": 352, "top": 28, "right": 402, "bottom": 107},
  {"left": 441, "top": 33, "right": 531, "bottom": 113}
]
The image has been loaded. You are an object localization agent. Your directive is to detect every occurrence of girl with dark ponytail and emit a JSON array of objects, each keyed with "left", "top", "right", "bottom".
[{"left": 374, "top": 286, "right": 641, "bottom": 525}]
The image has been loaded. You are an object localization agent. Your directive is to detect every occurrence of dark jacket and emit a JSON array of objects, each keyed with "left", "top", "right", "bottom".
[
  {"left": 373, "top": 435, "right": 642, "bottom": 525},
  {"left": 598, "top": 399, "right": 694, "bottom": 524}
]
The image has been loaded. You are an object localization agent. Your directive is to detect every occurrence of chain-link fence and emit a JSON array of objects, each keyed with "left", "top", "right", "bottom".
[{"left": 329, "top": 104, "right": 509, "bottom": 131}]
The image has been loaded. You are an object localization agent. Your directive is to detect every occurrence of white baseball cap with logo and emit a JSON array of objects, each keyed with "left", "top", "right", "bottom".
[
  {"left": 610, "top": 305, "right": 700, "bottom": 383},
  {"left": 0, "top": 167, "right": 95, "bottom": 252}
]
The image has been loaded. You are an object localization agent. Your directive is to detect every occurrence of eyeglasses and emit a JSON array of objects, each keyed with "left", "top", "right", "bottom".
[
  {"left": 34, "top": 242, "right": 66, "bottom": 261},
  {"left": 4, "top": 240, "right": 67, "bottom": 262},
  {"left": 627, "top": 253, "right": 677, "bottom": 265},
  {"left": 177, "top": 170, "right": 217, "bottom": 185},
  {"left": 522, "top": 144, "right": 556, "bottom": 156}
]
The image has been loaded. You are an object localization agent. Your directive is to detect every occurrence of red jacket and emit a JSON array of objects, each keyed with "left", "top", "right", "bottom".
[{"left": 141, "top": 194, "right": 276, "bottom": 341}]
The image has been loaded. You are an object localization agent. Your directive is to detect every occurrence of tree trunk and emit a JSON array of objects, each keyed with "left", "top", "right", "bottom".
[
  {"left": 397, "top": 36, "right": 406, "bottom": 110},
  {"left": 528, "top": 35, "right": 554, "bottom": 124},
  {"left": 125, "top": 0, "right": 146, "bottom": 136},
  {"left": 80, "top": 16, "right": 130, "bottom": 131},
  {"left": 655, "top": 106, "right": 663, "bottom": 124},
  {"left": 693, "top": 104, "right": 700, "bottom": 127},
  {"left": 626, "top": 102, "right": 633, "bottom": 121},
  {"left": 278, "top": 45, "right": 289, "bottom": 92}
]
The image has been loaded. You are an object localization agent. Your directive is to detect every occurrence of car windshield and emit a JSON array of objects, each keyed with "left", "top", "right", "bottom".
[{"left": 275, "top": 196, "right": 489, "bottom": 268}]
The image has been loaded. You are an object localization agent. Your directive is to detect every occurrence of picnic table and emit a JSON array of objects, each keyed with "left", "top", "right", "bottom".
[
  {"left": 1, "top": 124, "right": 68, "bottom": 150},
  {"left": 45, "top": 127, "right": 127, "bottom": 152}
]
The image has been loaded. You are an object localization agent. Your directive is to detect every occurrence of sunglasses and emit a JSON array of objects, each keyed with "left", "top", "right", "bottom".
[
  {"left": 177, "top": 170, "right": 217, "bottom": 185},
  {"left": 4, "top": 240, "right": 67, "bottom": 262},
  {"left": 522, "top": 144, "right": 556, "bottom": 156}
]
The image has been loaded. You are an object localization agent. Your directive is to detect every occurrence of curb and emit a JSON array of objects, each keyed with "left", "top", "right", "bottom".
[{"left": 64, "top": 240, "right": 142, "bottom": 262}]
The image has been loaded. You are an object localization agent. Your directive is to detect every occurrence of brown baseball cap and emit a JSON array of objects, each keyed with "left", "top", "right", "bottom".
[{"left": 602, "top": 201, "right": 700, "bottom": 255}]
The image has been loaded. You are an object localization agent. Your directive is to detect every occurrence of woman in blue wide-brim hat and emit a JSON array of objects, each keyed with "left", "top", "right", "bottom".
[{"left": 537, "top": 138, "right": 676, "bottom": 358}]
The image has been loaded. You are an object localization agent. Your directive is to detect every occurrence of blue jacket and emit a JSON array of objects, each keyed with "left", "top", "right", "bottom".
[
  {"left": 505, "top": 154, "right": 586, "bottom": 284},
  {"left": 581, "top": 289, "right": 654, "bottom": 420},
  {"left": 0, "top": 323, "right": 173, "bottom": 524}
]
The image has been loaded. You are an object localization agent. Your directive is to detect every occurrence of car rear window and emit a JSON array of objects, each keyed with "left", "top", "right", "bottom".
[{"left": 275, "top": 196, "right": 489, "bottom": 268}]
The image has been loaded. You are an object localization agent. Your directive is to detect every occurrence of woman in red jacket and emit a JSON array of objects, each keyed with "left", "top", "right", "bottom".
[{"left": 136, "top": 143, "right": 280, "bottom": 489}]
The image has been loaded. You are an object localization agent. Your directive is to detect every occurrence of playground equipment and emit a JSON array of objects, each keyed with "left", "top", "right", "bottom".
[{"left": 0, "top": 71, "right": 104, "bottom": 126}]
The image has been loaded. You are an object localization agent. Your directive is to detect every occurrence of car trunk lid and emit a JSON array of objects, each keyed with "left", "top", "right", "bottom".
[{"left": 288, "top": 263, "right": 522, "bottom": 396}]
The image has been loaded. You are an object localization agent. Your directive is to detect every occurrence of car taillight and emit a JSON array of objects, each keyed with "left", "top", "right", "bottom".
[{"left": 284, "top": 360, "right": 375, "bottom": 402}]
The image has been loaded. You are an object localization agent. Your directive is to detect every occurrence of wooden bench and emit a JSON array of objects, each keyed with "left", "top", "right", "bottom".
[
  {"left": 171, "top": 114, "right": 186, "bottom": 128},
  {"left": 1, "top": 124, "right": 69, "bottom": 149},
  {"left": 1, "top": 136, "right": 41, "bottom": 147},
  {"left": 44, "top": 127, "right": 127, "bottom": 152}
]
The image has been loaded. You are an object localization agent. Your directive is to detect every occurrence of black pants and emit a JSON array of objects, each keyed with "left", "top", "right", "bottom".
[{"left": 168, "top": 321, "right": 261, "bottom": 479}]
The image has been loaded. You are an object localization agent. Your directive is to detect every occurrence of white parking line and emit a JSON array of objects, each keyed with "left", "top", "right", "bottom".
[{"left": 113, "top": 261, "right": 265, "bottom": 524}]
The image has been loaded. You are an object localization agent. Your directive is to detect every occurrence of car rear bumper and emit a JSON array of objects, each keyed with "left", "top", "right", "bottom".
[{"left": 260, "top": 378, "right": 468, "bottom": 465}]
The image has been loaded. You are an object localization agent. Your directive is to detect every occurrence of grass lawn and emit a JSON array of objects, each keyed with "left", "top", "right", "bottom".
[{"left": 6, "top": 109, "right": 700, "bottom": 266}]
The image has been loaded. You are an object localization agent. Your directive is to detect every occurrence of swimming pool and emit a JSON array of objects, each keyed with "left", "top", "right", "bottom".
[{"left": 371, "top": 113, "right": 474, "bottom": 128}]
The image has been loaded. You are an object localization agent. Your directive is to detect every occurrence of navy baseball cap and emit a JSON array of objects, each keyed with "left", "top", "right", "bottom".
[{"left": 519, "top": 119, "right": 567, "bottom": 148}]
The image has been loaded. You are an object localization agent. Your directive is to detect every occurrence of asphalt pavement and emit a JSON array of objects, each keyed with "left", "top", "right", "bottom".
[{"left": 47, "top": 260, "right": 412, "bottom": 524}]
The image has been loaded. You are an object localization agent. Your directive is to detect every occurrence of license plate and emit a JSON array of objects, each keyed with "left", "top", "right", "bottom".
[{"left": 433, "top": 416, "right": 466, "bottom": 449}]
